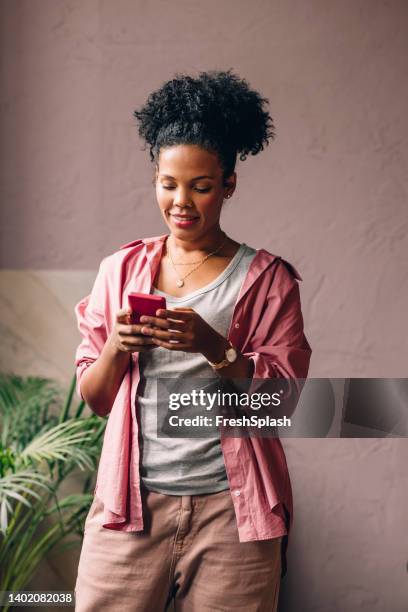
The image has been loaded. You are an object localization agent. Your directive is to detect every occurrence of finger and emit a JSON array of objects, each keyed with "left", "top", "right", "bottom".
[
  {"left": 119, "top": 337, "right": 157, "bottom": 350},
  {"left": 139, "top": 315, "right": 186, "bottom": 331},
  {"left": 116, "top": 308, "right": 132, "bottom": 323},
  {"left": 117, "top": 306, "right": 131, "bottom": 314},
  {"left": 151, "top": 337, "right": 190, "bottom": 350},
  {"left": 139, "top": 315, "right": 171, "bottom": 328},
  {"left": 141, "top": 327, "right": 188, "bottom": 342},
  {"left": 156, "top": 308, "right": 193, "bottom": 321},
  {"left": 118, "top": 322, "right": 153, "bottom": 335}
]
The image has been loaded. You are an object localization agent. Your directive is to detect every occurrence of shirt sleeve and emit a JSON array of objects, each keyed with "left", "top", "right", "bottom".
[
  {"left": 242, "top": 261, "right": 312, "bottom": 417},
  {"left": 74, "top": 257, "right": 109, "bottom": 401}
]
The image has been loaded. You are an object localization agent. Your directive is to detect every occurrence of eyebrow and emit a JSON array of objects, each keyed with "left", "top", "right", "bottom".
[{"left": 160, "top": 174, "right": 214, "bottom": 181}]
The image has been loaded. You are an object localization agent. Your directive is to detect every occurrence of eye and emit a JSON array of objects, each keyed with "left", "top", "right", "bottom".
[{"left": 161, "top": 185, "right": 211, "bottom": 193}]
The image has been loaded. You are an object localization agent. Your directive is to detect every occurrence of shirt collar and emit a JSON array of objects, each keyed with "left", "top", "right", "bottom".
[{"left": 118, "top": 234, "right": 296, "bottom": 305}]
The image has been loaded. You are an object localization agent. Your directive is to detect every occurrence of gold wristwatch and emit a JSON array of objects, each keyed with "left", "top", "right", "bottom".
[{"left": 207, "top": 342, "right": 238, "bottom": 370}]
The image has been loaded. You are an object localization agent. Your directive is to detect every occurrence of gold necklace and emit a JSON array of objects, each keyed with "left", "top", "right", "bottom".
[{"left": 166, "top": 233, "right": 228, "bottom": 288}]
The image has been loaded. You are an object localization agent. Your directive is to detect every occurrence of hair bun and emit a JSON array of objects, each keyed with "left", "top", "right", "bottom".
[{"left": 133, "top": 69, "right": 276, "bottom": 175}]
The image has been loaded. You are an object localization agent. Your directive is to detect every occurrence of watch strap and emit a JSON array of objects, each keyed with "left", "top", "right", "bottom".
[{"left": 210, "top": 357, "right": 231, "bottom": 370}]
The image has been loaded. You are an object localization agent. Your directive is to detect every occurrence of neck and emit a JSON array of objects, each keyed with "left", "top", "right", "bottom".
[{"left": 168, "top": 226, "right": 227, "bottom": 256}]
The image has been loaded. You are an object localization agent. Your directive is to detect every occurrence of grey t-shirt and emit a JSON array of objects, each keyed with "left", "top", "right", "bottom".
[{"left": 137, "top": 242, "right": 257, "bottom": 495}]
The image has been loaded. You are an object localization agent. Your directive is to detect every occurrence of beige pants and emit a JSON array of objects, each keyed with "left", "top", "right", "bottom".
[{"left": 74, "top": 485, "right": 282, "bottom": 611}]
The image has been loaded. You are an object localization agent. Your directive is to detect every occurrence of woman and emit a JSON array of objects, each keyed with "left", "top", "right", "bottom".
[{"left": 74, "top": 69, "right": 311, "bottom": 612}]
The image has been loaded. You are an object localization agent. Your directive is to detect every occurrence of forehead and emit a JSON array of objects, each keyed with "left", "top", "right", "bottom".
[{"left": 157, "top": 144, "right": 221, "bottom": 177}]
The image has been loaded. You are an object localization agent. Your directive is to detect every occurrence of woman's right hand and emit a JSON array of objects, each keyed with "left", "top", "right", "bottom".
[{"left": 108, "top": 307, "right": 159, "bottom": 354}]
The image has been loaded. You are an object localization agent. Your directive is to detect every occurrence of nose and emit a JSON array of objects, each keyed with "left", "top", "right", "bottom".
[
  {"left": 172, "top": 187, "right": 193, "bottom": 208},
  {"left": 174, "top": 203, "right": 194, "bottom": 213}
]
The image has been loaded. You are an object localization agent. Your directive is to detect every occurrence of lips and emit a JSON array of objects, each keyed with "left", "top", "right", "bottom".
[
  {"left": 171, "top": 214, "right": 199, "bottom": 220},
  {"left": 170, "top": 214, "right": 200, "bottom": 228}
]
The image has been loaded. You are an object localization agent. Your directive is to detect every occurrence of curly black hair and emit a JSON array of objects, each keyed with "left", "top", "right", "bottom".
[{"left": 133, "top": 69, "right": 275, "bottom": 182}]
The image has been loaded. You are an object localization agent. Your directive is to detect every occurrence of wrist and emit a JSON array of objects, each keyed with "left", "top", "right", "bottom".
[
  {"left": 105, "top": 334, "right": 129, "bottom": 361},
  {"left": 201, "top": 334, "right": 230, "bottom": 363}
]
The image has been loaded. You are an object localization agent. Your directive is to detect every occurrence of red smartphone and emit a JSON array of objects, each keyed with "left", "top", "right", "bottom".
[{"left": 127, "top": 292, "right": 167, "bottom": 324}]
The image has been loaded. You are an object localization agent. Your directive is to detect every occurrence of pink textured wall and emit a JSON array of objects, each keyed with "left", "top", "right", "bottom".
[
  {"left": 1, "top": 1, "right": 407, "bottom": 379},
  {"left": 1, "top": 1, "right": 407, "bottom": 610}
]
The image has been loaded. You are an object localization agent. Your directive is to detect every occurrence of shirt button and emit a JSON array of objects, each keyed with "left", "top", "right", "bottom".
[
  {"left": 233, "top": 490, "right": 241, "bottom": 497},
  {"left": 234, "top": 323, "right": 240, "bottom": 329}
]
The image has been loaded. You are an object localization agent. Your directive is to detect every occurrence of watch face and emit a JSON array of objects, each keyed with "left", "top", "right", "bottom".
[{"left": 226, "top": 347, "right": 238, "bottom": 363}]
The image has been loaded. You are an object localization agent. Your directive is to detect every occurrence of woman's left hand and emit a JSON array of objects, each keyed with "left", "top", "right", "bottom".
[{"left": 139, "top": 308, "right": 225, "bottom": 360}]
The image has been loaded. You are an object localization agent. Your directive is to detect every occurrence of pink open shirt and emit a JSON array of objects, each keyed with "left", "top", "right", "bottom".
[{"left": 74, "top": 234, "right": 312, "bottom": 572}]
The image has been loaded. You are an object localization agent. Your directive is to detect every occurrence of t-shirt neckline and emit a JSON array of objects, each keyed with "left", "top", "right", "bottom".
[{"left": 152, "top": 242, "right": 249, "bottom": 301}]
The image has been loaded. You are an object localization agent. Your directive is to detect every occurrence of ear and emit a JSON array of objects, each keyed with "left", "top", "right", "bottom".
[{"left": 223, "top": 171, "right": 237, "bottom": 198}]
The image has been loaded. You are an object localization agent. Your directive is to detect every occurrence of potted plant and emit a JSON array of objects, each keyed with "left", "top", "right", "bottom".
[{"left": 0, "top": 373, "right": 106, "bottom": 610}]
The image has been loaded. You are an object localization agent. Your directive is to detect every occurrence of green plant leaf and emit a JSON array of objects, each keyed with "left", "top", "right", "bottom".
[{"left": 0, "top": 372, "right": 105, "bottom": 593}]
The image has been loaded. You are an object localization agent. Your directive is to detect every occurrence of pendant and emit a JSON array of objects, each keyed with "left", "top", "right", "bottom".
[{"left": 176, "top": 279, "right": 184, "bottom": 288}]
